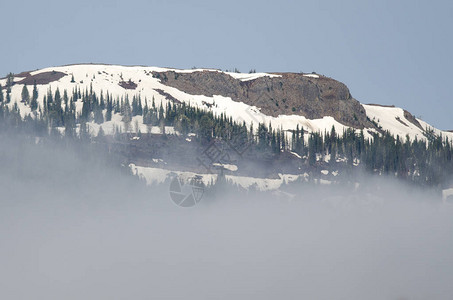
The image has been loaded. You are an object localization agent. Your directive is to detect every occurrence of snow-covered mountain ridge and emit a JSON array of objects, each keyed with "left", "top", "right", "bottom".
[{"left": 1, "top": 63, "right": 450, "bottom": 141}]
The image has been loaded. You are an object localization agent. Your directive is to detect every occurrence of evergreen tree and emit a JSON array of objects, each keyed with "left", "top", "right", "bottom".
[
  {"left": 142, "top": 101, "right": 149, "bottom": 124},
  {"left": 281, "top": 127, "right": 286, "bottom": 150},
  {"left": 32, "top": 80, "right": 38, "bottom": 102},
  {"left": 158, "top": 102, "right": 164, "bottom": 121},
  {"left": 271, "top": 130, "right": 278, "bottom": 153},
  {"left": 198, "top": 115, "right": 213, "bottom": 142},
  {"left": 308, "top": 133, "right": 317, "bottom": 166},
  {"left": 99, "top": 91, "right": 105, "bottom": 110},
  {"left": 30, "top": 93, "right": 38, "bottom": 111},
  {"left": 63, "top": 90, "right": 69, "bottom": 107},
  {"left": 105, "top": 98, "right": 113, "bottom": 122},
  {"left": 122, "top": 97, "right": 132, "bottom": 131},
  {"left": 5, "top": 73, "right": 14, "bottom": 104},
  {"left": 5, "top": 87, "right": 11, "bottom": 104},
  {"left": 20, "top": 85, "right": 30, "bottom": 104},
  {"left": 94, "top": 104, "right": 104, "bottom": 124},
  {"left": 54, "top": 88, "right": 61, "bottom": 108},
  {"left": 257, "top": 123, "right": 269, "bottom": 150},
  {"left": 46, "top": 87, "right": 53, "bottom": 109}
]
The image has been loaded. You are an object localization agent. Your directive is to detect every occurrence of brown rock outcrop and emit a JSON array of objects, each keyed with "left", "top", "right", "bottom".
[{"left": 152, "top": 70, "right": 371, "bottom": 128}]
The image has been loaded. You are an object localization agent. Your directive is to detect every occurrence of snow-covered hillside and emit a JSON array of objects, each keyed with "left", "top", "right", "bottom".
[
  {"left": 362, "top": 104, "right": 451, "bottom": 141},
  {"left": 1, "top": 64, "right": 451, "bottom": 141},
  {"left": 129, "top": 163, "right": 316, "bottom": 191}
]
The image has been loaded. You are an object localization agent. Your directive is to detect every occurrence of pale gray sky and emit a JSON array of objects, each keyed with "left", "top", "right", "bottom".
[{"left": 2, "top": 0, "right": 452, "bottom": 129}]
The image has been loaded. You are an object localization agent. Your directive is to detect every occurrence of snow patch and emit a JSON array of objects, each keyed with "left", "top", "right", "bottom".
[
  {"left": 225, "top": 72, "right": 281, "bottom": 82},
  {"left": 131, "top": 165, "right": 307, "bottom": 191},
  {"left": 290, "top": 151, "right": 302, "bottom": 159},
  {"left": 303, "top": 74, "right": 320, "bottom": 78}
]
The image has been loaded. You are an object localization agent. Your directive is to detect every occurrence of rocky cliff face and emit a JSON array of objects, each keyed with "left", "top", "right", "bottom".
[{"left": 153, "top": 70, "right": 371, "bottom": 128}]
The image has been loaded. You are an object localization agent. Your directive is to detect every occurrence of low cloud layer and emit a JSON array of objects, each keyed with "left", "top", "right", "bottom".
[{"left": 1, "top": 134, "right": 452, "bottom": 300}]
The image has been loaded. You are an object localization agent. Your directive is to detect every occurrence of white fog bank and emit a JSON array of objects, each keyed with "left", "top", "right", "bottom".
[{"left": 0, "top": 134, "right": 452, "bottom": 300}]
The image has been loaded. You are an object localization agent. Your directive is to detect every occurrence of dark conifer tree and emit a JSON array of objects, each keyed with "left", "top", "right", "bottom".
[
  {"left": 105, "top": 98, "right": 113, "bottom": 122},
  {"left": 0, "top": 84, "right": 4, "bottom": 102},
  {"left": 20, "top": 85, "right": 30, "bottom": 103},
  {"left": 94, "top": 106, "right": 104, "bottom": 124},
  {"left": 308, "top": 133, "right": 317, "bottom": 166},
  {"left": 5, "top": 73, "right": 14, "bottom": 104},
  {"left": 158, "top": 102, "right": 164, "bottom": 121},
  {"left": 63, "top": 90, "right": 68, "bottom": 107},
  {"left": 30, "top": 88, "right": 38, "bottom": 111}
]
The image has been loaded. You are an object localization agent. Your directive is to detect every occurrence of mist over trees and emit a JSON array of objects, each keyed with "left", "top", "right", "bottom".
[{"left": 0, "top": 82, "right": 452, "bottom": 188}]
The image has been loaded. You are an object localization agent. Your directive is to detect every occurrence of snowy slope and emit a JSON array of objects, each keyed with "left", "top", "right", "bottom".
[
  {"left": 363, "top": 104, "right": 453, "bottom": 141},
  {"left": 129, "top": 164, "right": 312, "bottom": 191},
  {"left": 1, "top": 64, "right": 451, "bottom": 141}
]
